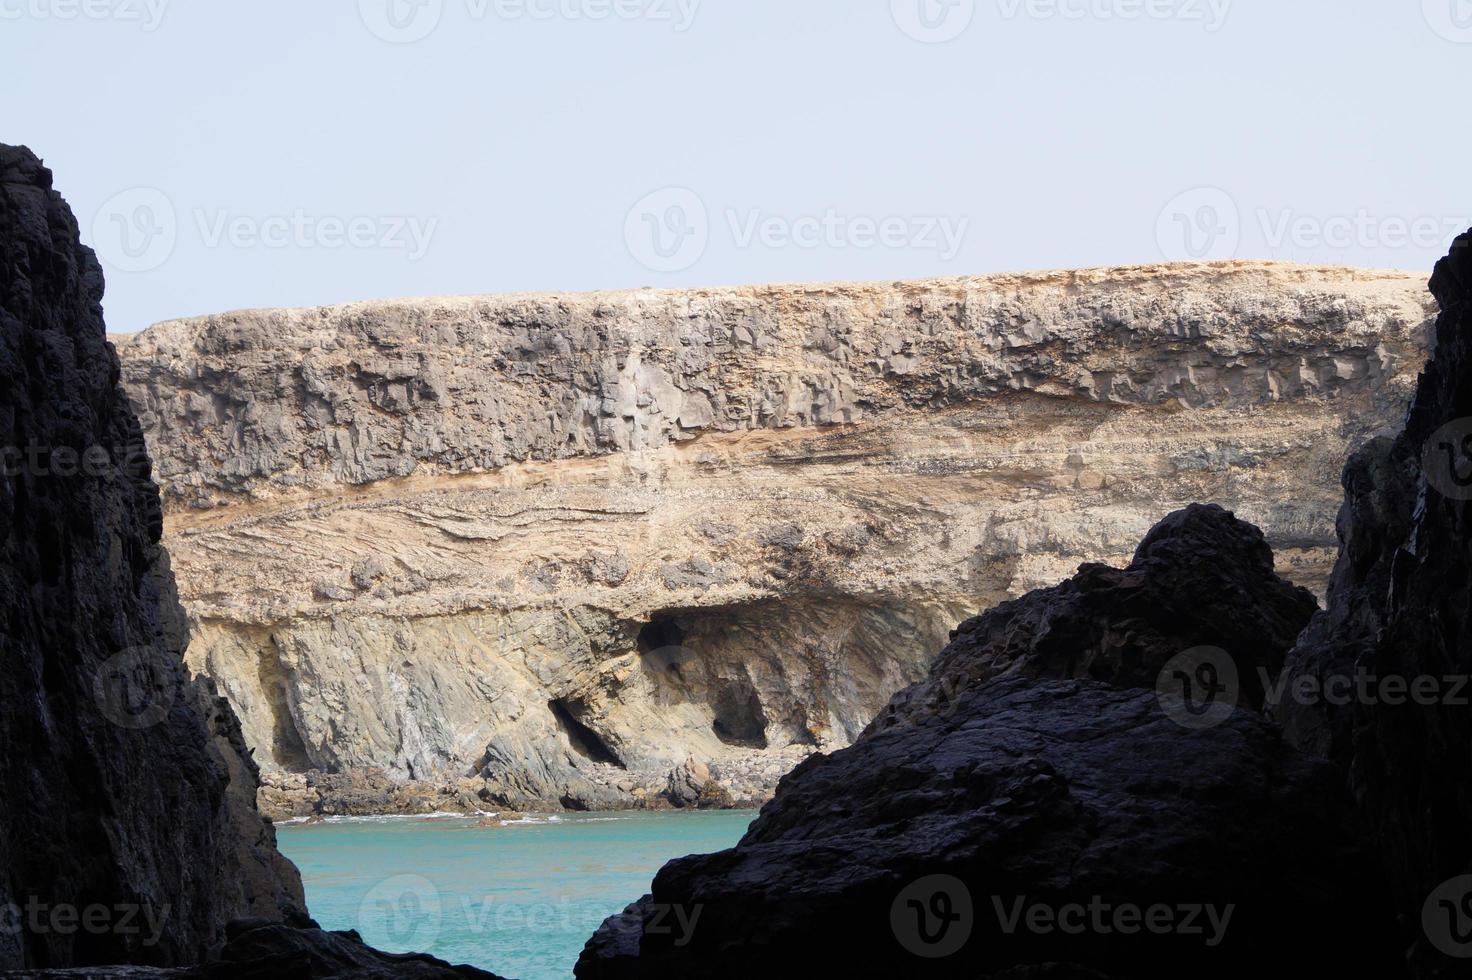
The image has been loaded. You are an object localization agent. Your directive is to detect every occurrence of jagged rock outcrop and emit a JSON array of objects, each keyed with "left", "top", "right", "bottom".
[
  {"left": 1274, "top": 233, "right": 1472, "bottom": 975},
  {"left": 869, "top": 503, "right": 1318, "bottom": 734},
  {"left": 579, "top": 233, "right": 1472, "bottom": 978},
  {"left": 575, "top": 506, "right": 1400, "bottom": 978},
  {"left": 0, "top": 145, "right": 502, "bottom": 979},
  {"left": 115, "top": 264, "right": 1434, "bottom": 815},
  {"left": 0, "top": 144, "right": 302, "bottom": 971}
]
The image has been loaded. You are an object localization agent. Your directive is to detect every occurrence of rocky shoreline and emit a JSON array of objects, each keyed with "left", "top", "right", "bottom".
[{"left": 256, "top": 751, "right": 803, "bottom": 820}]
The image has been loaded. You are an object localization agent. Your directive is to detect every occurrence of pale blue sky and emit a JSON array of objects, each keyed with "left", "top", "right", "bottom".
[{"left": 2, "top": 0, "right": 1468, "bottom": 332}]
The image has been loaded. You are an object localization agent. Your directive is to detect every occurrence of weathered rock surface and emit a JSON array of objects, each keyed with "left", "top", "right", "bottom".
[
  {"left": 1275, "top": 233, "right": 1472, "bottom": 974},
  {"left": 0, "top": 144, "right": 504, "bottom": 979},
  {"left": 116, "top": 264, "right": 1434, "bottom": 815},
  {"left": 869, "top": 503, "right": 1318, "bottom": 734},
  {"left": 0, "top": 144, "right": 304, "bottom": 971},
  {"left": 574, "top": 509, "right": 1399, "bottom": 978}
]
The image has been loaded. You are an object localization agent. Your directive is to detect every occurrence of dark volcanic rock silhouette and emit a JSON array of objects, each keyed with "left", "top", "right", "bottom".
[
  {"left": 577, "top": 506, "right": 1402, "bottom": 978},
  {"left": 868, "top": 503, "right": 1318, "bottom": 736},
  {"left": 0, "top": 146, "right": 504, "bottom": 979},
  {"left": 0, "top": 143, "right": 302, "bottom": 971},
  {"left": 1276, "top": 231, "right": 1472, "bottom": 975}
]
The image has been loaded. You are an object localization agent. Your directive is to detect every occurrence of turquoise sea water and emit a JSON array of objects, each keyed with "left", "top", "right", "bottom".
[{"left": 276, "top": 810, "right": 757, "bottom": 979}]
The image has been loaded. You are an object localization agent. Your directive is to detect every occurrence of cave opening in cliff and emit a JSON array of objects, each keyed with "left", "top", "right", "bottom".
[
  {"left": 548, "top": 697, "right": 625, "bottom": 768},
  {"left": 637, "top": 616, "right": 687, "bottom": 658},
  {"left": 712, "top": 682, "right": 770, "bottom": 749}
]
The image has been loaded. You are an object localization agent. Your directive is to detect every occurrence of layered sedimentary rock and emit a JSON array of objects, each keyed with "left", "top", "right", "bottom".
[
  {"left": 0, "top": 144, "right": 502, "bottom": 979},
  {"left": 115, "top": 264, "right": 1434, "bottom": 814},
  {"left": 576, "top": 506, "right": 1402, "bottom": 978},
  {"left": 1275, "top": 233, "right": 1472, "bottom": 975}
]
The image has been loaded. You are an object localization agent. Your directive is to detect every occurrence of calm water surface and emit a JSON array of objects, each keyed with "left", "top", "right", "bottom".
[{"left": 277, "top": 810, "right": 756, "bottom": 979}]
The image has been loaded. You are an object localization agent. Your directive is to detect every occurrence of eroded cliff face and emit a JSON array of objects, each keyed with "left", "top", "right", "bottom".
[
  {"left": 116, "top": 263, "right": 1435, "bottom": 814},
  {"left": 0, "top": 146, "right": 303, "bottom": 970}
]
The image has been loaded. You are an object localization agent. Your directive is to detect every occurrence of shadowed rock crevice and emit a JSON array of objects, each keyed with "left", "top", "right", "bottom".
[
  {"left": 257, "top": 642, "right": 312, "bottom": 772},
  {"left": 550, "top": 696, "right": 626, "bottom": 768}
]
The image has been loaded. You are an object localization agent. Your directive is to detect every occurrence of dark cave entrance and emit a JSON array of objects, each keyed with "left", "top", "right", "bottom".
[
  {"left": 712, "top": 682, "right": 769, "bottom": 749},
  {"left": 548, "top": 698, "right": 625, "bottom": 768},
  {"left": 638, "top": 616, "right": 687, "bottom": 656}
]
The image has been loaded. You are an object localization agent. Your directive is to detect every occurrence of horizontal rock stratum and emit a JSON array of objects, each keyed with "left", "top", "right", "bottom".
[{"left": 116, "top": 262, "right": 1434, "bottom": 815}]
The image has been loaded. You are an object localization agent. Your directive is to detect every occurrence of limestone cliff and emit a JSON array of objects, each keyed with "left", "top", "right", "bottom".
[{"left": 115, "top": 263, "right": 1434, "bottom": 814}]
